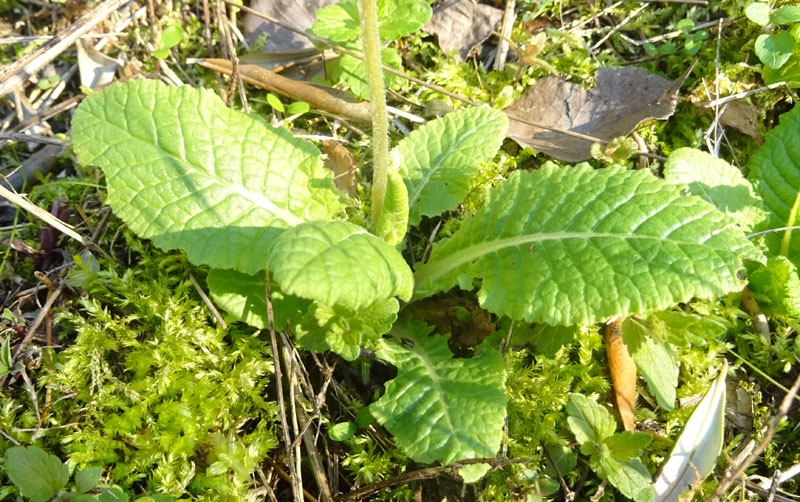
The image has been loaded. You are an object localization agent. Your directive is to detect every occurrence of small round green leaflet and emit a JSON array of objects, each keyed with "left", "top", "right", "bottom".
[
  {"left": 154, "top": 25, "right": 183, "bottom": 59},
  {"left": 267, "top": 93, "right": 285, "bottom": 113},
  {"left": 755, "top": 31, "right": 795, "bottom": 69},
  {"left": 287, "top": 101, "right": 310, "bottom": 115},
  {"left": 328, "top": 421, "right": 357, "bottom": 441},
  {"left": 745, "top": 1, "right": 771, "bottom": 26}
]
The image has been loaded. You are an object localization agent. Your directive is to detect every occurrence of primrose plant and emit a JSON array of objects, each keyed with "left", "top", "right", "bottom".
[{"left": 68, "top": 0, "right": 800, "bottom": 496}]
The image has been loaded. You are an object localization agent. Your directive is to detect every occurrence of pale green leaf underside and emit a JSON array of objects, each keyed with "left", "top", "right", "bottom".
[
  {"left": 664, "top": 147, "right": 765, "bottom": 231},
  {"left": 207, "top": 268, "right": 309, "bottom": 331},
  {"left": 654, "top": 362, "right": 726, "bottom": 502},
  {"left": 371, "top": 316, "right": 506, "bottom": 482},
  {"left": 415, "top": 165, "right": 763, "bottom": 326},
  {"left": 395, "top": 107, "right": 508, "bottom": 226},
  {"left": 375, "top": 169, "right": 409, "bottom": 246},
  {"left": 748, "top": 105, "right": 800, "bottom": 262},
  {"left": 268, "top": 221, "right": 413, "bottom": 311},
  {"left": 72, "top": 79, "right": 342, "bottom": 274}
]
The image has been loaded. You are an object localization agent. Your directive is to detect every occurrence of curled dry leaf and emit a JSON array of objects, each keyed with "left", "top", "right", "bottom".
[
  {"left": 322, "top": 139, "right": 359, "bottom": 197},
  {"left": 606, "top": 317, "right": 637, "bottom": 432},
  {"left": 507, "top": 66, "right": 691, "bottom": 162}
]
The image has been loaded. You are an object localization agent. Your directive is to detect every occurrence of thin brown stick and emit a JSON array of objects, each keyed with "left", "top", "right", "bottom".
[
  {"left": 0, "top": 288, "right": 62, "bottom": 389},
  {"left": 264, "top": 271, "right": 304, "bottom": 502},
  {"left": 195, "top": 59, "right": 372, "bottom": 122},
  {"left": 0, "top": 0, "right": 129, "bottom": 97},
  {"left": 709, "top": 371, "right": 800, "bottom": 501},
  {"left": 188, "top": 273, "right": 227, "bottom": 329},
  {"left": 0, "top": 132, "right": 66, "bottom": 146}
]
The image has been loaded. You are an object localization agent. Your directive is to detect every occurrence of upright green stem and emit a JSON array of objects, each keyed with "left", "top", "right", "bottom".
[{"left": 359, "top": 0, "right": 389, "bottom": 234}]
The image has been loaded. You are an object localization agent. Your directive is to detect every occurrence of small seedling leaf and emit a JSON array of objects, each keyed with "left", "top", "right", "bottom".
[
  {"left": 770, "top": 5, "right": 800, "bottom": 25},
  {"left": 566, "top": 393, "right": 617, "bottom": 446},
  {"left": 5, "top": 446, "right": 70, "bottom": 502},
  {"left": 415, "top": 165, "right": 762, "bottom": 325},
  {"left": 676, "top": 19, "right": 694, "bottom": 32},
  {"left": 268, "top": 221, "right": 413, "bottom": 310},
  {"left": 602, "top": 456, "right": 655, "bottom": 502},
  {"left": 72, "top": 79, "right": 342, "bottom": 274},
  {"left": 286, "top": 101, "right": 310, "bottom": 115},
  {"left": 755, "top": 31, "right": 795, "bottom": 69},
  {"left": 159, "top": 25, "right": 183, "bottom": 49},
  {"left": 653, "top": 361, "right": 727, "bottom": 502},
  {"left": 267, "top": 93, "right": 285, "bottom": 113},
  {"left": 371, "top": 315, "right": 506, "bottom": 482},
  {"left": 329, "top": 422, "right": 357, "bottom": 441},
  {"left": 605, "top": 431, "right": 653, "bottom": 462},
  {"left": 745, "top": 2, "right": 771, "bottom": 26},
  {"left": 75, "top": 466, "right": 104, "bottom": 493},
  {"left": 395, "top": 106, "right": 508, "bottom": 226}
]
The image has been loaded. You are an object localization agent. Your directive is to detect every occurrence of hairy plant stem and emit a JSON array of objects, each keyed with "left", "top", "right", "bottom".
[{"left": 359, "top": 0, "right": 389, "bottom": 233}]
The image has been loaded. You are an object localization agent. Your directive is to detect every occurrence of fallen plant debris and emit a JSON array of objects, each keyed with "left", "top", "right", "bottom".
[
  {"left": 506, "top": 66, "right": 692, "bottom": 162},
  {"left": 1, "top": 0, "right": 800, "bottom": 501}
]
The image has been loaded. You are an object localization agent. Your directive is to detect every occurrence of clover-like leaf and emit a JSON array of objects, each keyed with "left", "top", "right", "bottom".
[
  {"left": 770, "top": 5, "right": 800, "bottom": 25},
  {"left": 395, "top": 107, "right": 508, "bottom": 226},
  {"left": 206, "top": 269, "right": 309, "bottom": 331},
  {"left": 375, "top": 169, "right": 409, "bottom": 246},
  {"left": 371, "top": 315, "right": 506, "bottom": 482},
  {"left": 5, "top": 446, "right": 70, "bottom": 502},
  {"left": 268, "top": 221, "right": 413, "bottom": 310},
  {"left": 745, "top": 2, "right": 770, "bottom": 25},
  {"left": 755, "top": 31, "right": 795, "bottom": 69},
  {"left": 415, "top": 165, "right": 763, "bottom": 325},
  {"left": 664, "top": 148, "right": 765, "bottom": 231},
  {"left": 749, "top": 104, "right": 800, "bottom": 261},
  {"left": 72, "top": 79, "right": 342, "bottom": 274}
]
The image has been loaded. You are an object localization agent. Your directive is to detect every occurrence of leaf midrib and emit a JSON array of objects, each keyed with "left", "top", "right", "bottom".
[
  {"left": 87, "top": 104, "right": 304, "bottom": 227},
  {"left": 413, "top": 230, "right": 725, "bottom": 289}
]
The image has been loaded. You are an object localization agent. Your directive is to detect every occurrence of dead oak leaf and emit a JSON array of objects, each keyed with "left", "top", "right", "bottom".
[{"left": 507, "top": 67, "right": 691, "bottom": 162}]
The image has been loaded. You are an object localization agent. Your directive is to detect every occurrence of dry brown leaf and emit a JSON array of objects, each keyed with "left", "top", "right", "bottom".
[
  {"left": 243, "top": 0, "right": 337, "bottom": 50},
  {"left": 507, "top": 67, "right": 691, "bottom": 162},
  {"left": 606, "top": 317, "right": 637, "bottom": 432},
  {"left": 720, "top": 100, "right": 761, "bottom": 142},
  {"left": 322, "top": 139, "right": 359, "bottom": 197},
  {"left": 424, "top": 0, "right": 503, "bottom": 61}
]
